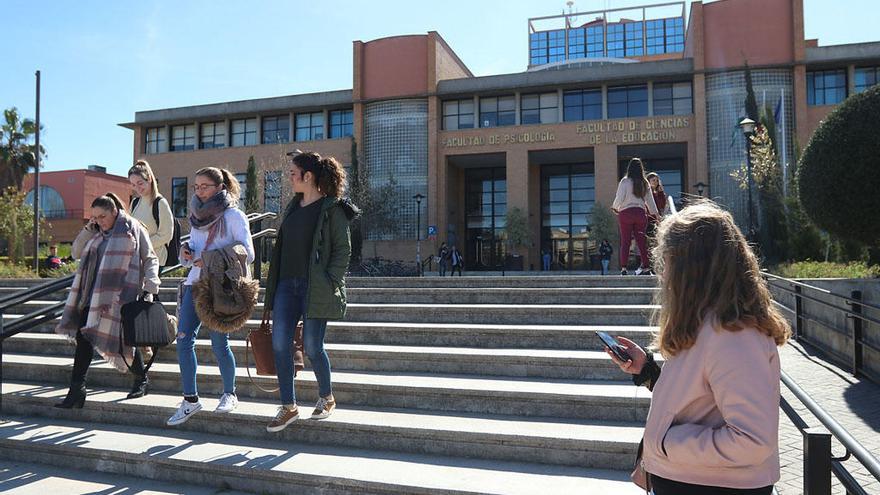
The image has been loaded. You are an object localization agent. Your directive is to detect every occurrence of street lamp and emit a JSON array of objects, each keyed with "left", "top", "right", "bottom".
[
  {"left": 738, "top": 118, "right": 756, "bottom": 241},
  {"left": 692, "top": 181, "right": 707, "bottom": 197},
  {"left": 413, "top": 193, "right": 425, "bottom": 276}
]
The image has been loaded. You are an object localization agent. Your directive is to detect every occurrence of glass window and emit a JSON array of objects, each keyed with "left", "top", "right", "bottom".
[
  {"left": 607, "top": 85, "right": 649, "bottom": 118},
  {"left": 646, "top": 19, "right": 665, "bottom": 55},
  {"left": 607, "top": 24, "right": 624, "bottom": 58},
  {"left": 521, "top": 92, "right": 558, "bottom": 125},
  {"left": 25, "top": 185, "right": 67, "bottom": 218},
  {"left": 807, "top": 69, "right": 847, "bottom": 105},
  {"left": 442, "top": 99, "right": 475, "bottom": 130},
  {"left": 563, "top": 89, "right": 602, "bottom": 122},
  {"left": 479, "top": 95, "right": 516, "bottom": 128},
  {"left": 625, "top": 21, "right": 644, "bottom": 56},
  {"left": 666, "top": 17, "right": 685, "bottom": 53},
  {"left": 171, "top": 177, "right": 188, "bottom": 218},
  {"left": 199, "top": 121, "right": 226, "bottom": 149},
  {"left": 568, "top": 27, "right": 585, "bottom": 60},
  {"left": 234, "top": 172, "right": 248, "bottom": 211},
  {"left": 295, "top": 112, "right": 324, "bottom": 141},
  {"left": 264, "top": 170, "right": 281, "bottom": 213},
  {"left": 530, "top": 31, "right": 548, "bottom": 65},
  {"left": 145, "top": 127, "right": 166, "bottom": 154},
  {"left": 329, "top": 109, "right": 354, "bottom": 138},
  {"left": 231, "top": 118, "right": 257, "bottom": 147},
  {"left": 541, "top": 164, "right": 595, "bottom": 271},
  {"left": 170, "top": 124, "right": 195, "bottom": 152},
  {"left": 653, "top": 81, "right": 692, "bottom": 115},
  {"left": 854, "top": 66, "right": 880, "bottom": 93},
  {"left": 261, "top": 115, "right": 290, "bottom": 144},
  {"left": 586, "top": 24, "right": 604, "bottom": 58},
  {"left": 548, "top": 29, "right": 566, "bottom": 63}
]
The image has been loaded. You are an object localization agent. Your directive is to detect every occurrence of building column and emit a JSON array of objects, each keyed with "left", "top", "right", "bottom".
[
  {"left": 692, "top": 73, "right": 709, "bottom": 197},
  {"left": 288, "top": 112, "right": 295, "bottom": 143},
  {"left": 322, "top": 109, "right": 330, "bottom": 140},
  {"left": 847, "top": 65, "right": 857, "bottom": 96},
  {"left": 506, "top": 148, "right": 534, "bottom": 269},
  {"left": 601, "top": 85, "right": 608, "bottom": 119},
  {"left": 514, "top": 92, "right": 522, "bottom": 126},
  {"left": 594, "top": 143, "right": 619, "bottom": 269},
  {"left": 647, "top": 81, "right": 654, "bottom": 117},
  {"left": 473, "top": 95, "right": 480, "bottom": 127},
  {"left": 162, "top": 125, "right": 171, "bottom": 153},
  {"left": 557, "top": 88, "right": 564, "bottom": 123}
]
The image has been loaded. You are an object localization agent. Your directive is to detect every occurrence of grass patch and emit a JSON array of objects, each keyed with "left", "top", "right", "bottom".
[{"left": 771, "top": 261, "right": 880, "bottom": 279}]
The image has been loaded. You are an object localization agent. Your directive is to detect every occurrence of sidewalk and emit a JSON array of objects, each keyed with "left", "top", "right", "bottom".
[{"left": 777, "top": 340, "right": 880, "bottom": 494}]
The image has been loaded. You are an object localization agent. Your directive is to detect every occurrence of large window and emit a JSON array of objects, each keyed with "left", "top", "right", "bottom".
[
  {"left": 586, "top": 25, "right": 604, "bottom": 57},
  {"left": 479, "top": 96, "right": 516, "bottom": 128},
  {"left": 521, "top": 93, "right": 558, "bottom": 125},
  {"left": 264, "top": 170, "right": 281, "bottom": 213},
  {"left": 665, "top": 17, "right": 685, "bottom": 53},
  {"left": 465, "top": 168, "right": 507, "bottom": 270},
  {"left": 171, "top": 177, "right": 188, "bottom": 218},
  {"left": 442, "top": 99, "right": 475, "bottom": 130},
  {"left": 807, "top": 69, "right": 847, "bottom": 105},
  {"left": 262, "top": 115, "right": 290, "bottom": 144},
  {"left": 329, "top": 109, "right": 354, "bottom": 138},
  {"left": 653, "top": 82, "right": 693, "bottom": 115},
  {"left": 231, "top": 118, "right": 257, "bottom": 147},
  {"left": 25, "top": 185, "right": 67, "bottom": 218},
  {"left": 233, "top": 172, "right": 248, "bottom": 211},
  {"left": 541, "top": 164, "right": 595, "bottom": 271},
  {"left": 295, "top": 112, "right": 324, "bottom": 141},
  {"left": 568, "top": 27, "right": 585, "bottom": 60},
  {"left": 530, "top": 31, "right": 548, "bottom": 65},
  {"left": 607, "top": 24, "right": 625, "bottom": 58},
  {"left": 563, "top": 89, "right": 602, "bottom": 122},
  {"left": 624, "top": 22, "right": 644, "bottom": 57},
  {"left": 855, "top": 66, "right": 880, "bottom": 93},
  {"left": 199, "top": 122, "right": 226, "bottom": 149},
  {"left": 145, "top": 127, "right": 166, "bottom": 154},
  {"left": 170, "top": 124, "right": 195, "bottom": 152},
  {"left": 529, "top": 29, "right": 565, "bottom": 65},
  {"left": 607, "top": 85, "right": 649, "bottom": 118}
]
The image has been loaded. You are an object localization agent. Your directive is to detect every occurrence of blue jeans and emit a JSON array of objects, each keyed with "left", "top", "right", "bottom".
[
  {"left": 601, "top": 259, "right": 610, "bottom": 274},
  {"left": 176, "top": 285, "right": 236, "bottom": 397},
  {"left": 272, "top": 277, "right": 331, "bottom": 405}
]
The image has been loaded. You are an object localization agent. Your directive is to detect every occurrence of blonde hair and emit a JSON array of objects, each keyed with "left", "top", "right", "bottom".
[
  {"left": 651, "top": 200, "right": 790, "bottom": 357},
  {"left": 128, "top": 159, "right": 160, "bottom": 202},
  {"left": 195, "top": 167, "right": 241, "bottom": 199}
]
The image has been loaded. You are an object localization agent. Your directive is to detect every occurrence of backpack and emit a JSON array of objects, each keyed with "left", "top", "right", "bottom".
[{"left": 133, "top": 195, "right": 182, "bottom": 267}]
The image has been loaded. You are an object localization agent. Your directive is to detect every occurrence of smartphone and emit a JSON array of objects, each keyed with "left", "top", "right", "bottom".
[{"left": 595, "top": 331, "right": 631, "bottom": 362}]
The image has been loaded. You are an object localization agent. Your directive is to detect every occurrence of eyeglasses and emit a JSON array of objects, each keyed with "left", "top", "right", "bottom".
[{"left": 192, "top": 183, "right": 219, "bottom": 192}]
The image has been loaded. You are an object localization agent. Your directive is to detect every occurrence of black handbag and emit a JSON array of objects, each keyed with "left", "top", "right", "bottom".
[{"left": 120, "top": 293, "right": 173, "bottom": 374}]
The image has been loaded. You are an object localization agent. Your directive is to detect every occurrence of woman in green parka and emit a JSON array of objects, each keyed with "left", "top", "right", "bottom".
[{"left": 264, "top": 150, "right": 360, "bottom": 433}]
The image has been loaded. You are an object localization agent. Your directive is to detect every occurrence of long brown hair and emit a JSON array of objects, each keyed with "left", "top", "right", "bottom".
[
  {"left": 646, "top": 172, "right": 665, "bottom": 195},
  {"left": 91, "top": 192, "right": 126, "bottom": 213},
  {"left": 292, "top": 151, "right": 348, "bottom": 198},
  {"left": 195, "top": 167, "right": 241, "bottom": 200},
  {"left": 651, "top": 200, "right": 790, "bottom": 357},
  {"left": 127, "top": 159, "right": 160, "bottom": 201},
  {"left": 625, "top": 158, "right": 649, "bottom": 199}
]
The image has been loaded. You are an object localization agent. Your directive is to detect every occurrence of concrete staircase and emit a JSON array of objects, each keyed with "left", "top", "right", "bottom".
[{"left": 0, "top": 275, "right": 659, "bottom": 494}]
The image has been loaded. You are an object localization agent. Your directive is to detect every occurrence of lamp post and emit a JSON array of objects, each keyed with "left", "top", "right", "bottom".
[
  {"left": 692, "top": 181, "right": 707, "bottom": 197},
  {"left": 413, "top": 193, "right": 425, "bottom": 276},
  {"left": 738, "top": 118, "right": 756, "bottom": 241}
]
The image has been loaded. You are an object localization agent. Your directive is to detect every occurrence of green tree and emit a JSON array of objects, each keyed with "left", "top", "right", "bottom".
[
  {"left": 0, "top": 108, "right": 44, "bottom": 192},
  {"left": 743, "top": 63, "right": 760, "bottom": 121},
  {"left": 245, "top": 156, "right": 259, "bottom": 213},
  {"left": 589, "top": 201, "right": 618, "bottom": 249},
  {"left": 505, "top": 207, "right": 530, "bottom": 256},
  {"left": 0, "top": 187, "right": 50, "bottom": 263}
]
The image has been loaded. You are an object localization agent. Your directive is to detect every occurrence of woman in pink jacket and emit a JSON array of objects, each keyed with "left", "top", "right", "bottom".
[
  {"left": 612, "top": 158, "right": 658, "bottom": 275},
  {"left": 606, "top": 200, "right": 791, "bottom": 494}
]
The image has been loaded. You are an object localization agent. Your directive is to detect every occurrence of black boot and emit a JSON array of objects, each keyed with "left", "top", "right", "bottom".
[
  {"left": 55, "top": 385, "right": 86, "bottom": 409},
  {"left": 126, "top": 375, "right": 149, "bottom": 399}
]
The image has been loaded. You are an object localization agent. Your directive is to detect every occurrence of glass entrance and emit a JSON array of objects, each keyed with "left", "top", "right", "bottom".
[
  {"left": 541, "top": 164, "right": 595, "bottom": 270},
  {"left": 465, "top": 167, "right": 507, "bottom": 270}
]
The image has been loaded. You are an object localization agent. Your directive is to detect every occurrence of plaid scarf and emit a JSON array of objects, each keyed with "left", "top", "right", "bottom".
[{"left": 56, "top": 212, "right": 145, "bottom": 372}]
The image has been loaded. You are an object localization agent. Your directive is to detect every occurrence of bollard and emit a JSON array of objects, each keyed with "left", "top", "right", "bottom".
[{"left": 803, "top": 427, "right": 832, "bottom": 495}]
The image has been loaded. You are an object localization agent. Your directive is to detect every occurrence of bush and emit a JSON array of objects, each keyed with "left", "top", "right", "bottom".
[
  {"left": 798, "top": 85, "right": 880, "bottom": 245},
  {"left": 0, "top": 262, "right": 38, "bottom": 278},
  {"left": 772, "top": 261, "right": 880, "bottom": 279}
]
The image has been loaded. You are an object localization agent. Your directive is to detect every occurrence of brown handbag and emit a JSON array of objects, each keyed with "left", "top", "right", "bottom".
[
  {"left": 246, "top": 307, "right": 305, "bottom": 392},
  {"left": 631, "top": 440, "right": 651, "bottom": 492}
]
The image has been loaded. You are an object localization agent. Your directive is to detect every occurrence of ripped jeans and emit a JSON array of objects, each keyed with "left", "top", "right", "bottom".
[{"left": 175, "top": 284, "right": 236, "bottom": 397}]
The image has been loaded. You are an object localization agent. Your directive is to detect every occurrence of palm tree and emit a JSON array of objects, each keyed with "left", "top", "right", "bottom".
[{"left": 0, "top": 107, "right": 44, "bottom": 192}]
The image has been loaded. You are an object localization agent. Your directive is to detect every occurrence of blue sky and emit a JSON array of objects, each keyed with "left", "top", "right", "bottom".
[{"left": 3, "top": 0, "right": 878, "bottom": 177}]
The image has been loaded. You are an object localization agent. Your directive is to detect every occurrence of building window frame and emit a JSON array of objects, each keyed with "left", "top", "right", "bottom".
[
  {"left": 442, "top": 98, "right": 475, "bottom": 130},
  {"left": 295, "top": 112, "right": 325, "bottom": 141},
  {"left": 170, "top": 124, "right": 196, "bottom": 152},
  {"left": 563, "top": 89, "right": 603, "bottom": 122},
  {"left": 624, "top": 21, "right": 644, "bottom": 57},
  {"left": 520, "top": 92, "right": 559, "bottom": 125},
  {"left": 231, "top": 118, "right": 258, "bottom": 147},
  {"left": 199, "top": 121, "right": 226, "bottom": 149},
  {"left": 652, "top": 81, "right": 693, "bottom": 116},
  {"left": 854, "top": 66, "right": 880, "bottom": 93},
  {"left": 171, "top": 177, "right": 188, "bottom": 218},
  {"left": 607, "top": 84, "right": 649, "bottom": 118},
  {"left": 145, "top": 126, "right": 166, "bottom": 154},
  {"left": 329, "top": 109, "right": 354, "bottom": 138},
  {"left": 479, "top": 95, "right": 516, "bottom": 128},
  {"left": 807, "top": 69, "right": 847, "bottom": 106},
  {"left": 264, "top": 170, "right": 282, "bottom": 213},
  {"left": 261, "top": 115, "right": 290, "bottom": 144}
]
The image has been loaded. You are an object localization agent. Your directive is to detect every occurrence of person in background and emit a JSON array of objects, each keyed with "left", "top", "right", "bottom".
[
  {"left": 605, "top": 200, "right": 789, "bottom": 494},
  {"left": 46, "top": 244, "right": 63, "bottom": 270},
  {"left": 54, "top": 193, "right": 159, "bottom": 408},
  {"left": 438, "top": 242, "right": 449, "bottom": 276},
  {"left": 449, "top": 245, "right": 463, "bottom": 276},
  {"left": 542, "top": 248, "right": 551, "bottom": 271},
  {"left": 128, "top": 159, "right": 175, "bottom": 268},
  {"left": 612, "top": 158, "right": 658, "bottom": 275},
  {"left": 598, "top": 239, "right": 613, "bottom": 275}
]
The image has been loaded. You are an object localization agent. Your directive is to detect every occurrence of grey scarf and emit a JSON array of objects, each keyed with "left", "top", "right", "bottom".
[{"left": 189, "top": 190, "right": 234, "bottom": 232}]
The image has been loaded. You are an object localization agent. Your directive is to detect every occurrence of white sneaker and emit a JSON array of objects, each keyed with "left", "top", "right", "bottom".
[
  {"left": 215, "top": 393, "right": 238, "bottom": 413},
  {"left": 166, "top": 400, "right": 202, "bottom": 426},
  {"left": 634, "top": 267, "right": 645, "bottom": 275}
]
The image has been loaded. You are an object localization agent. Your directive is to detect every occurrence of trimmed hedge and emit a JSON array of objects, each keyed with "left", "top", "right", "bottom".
[{"left": 798, "top": 85, "right": 880, "bottom": 244}]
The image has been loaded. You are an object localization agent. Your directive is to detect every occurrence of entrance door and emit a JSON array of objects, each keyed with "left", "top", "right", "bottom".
[
  {"left": 541, "top": 164, "right": 595, "bottom": 271},
  {"left": 465, "top": 168, "right": 507, "bottom": 270}
]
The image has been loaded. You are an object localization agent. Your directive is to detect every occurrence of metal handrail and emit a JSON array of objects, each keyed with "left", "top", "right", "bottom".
[{"left": 763, "top": 271, "right": 880, "bottom": 315}]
